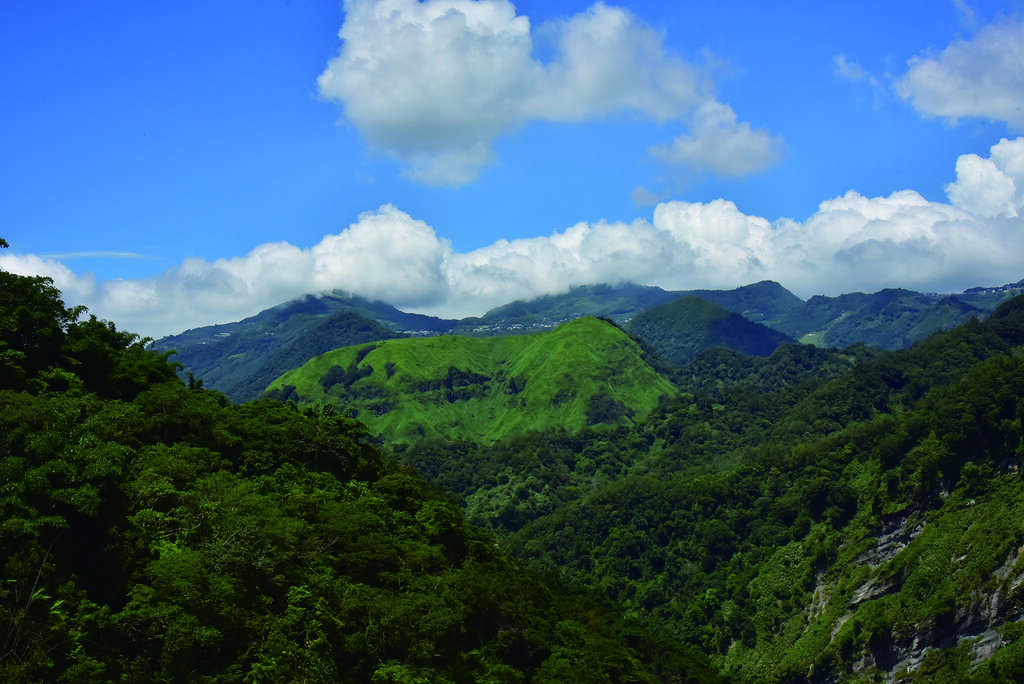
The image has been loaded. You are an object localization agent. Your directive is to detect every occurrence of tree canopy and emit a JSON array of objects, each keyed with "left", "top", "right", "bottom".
[{"left": 0, "top": 269, "right": 715, "bottom": 682}]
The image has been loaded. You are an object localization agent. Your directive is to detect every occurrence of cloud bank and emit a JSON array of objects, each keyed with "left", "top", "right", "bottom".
[
  {"left": 895, "top": 17, "right": 1024, "bottom": 128},
  {"left": 3, "top": 139, "right": 1023, "bottom": 339},
  {"left": 317, "top": 0, "right": 781, "bottom": 184}
]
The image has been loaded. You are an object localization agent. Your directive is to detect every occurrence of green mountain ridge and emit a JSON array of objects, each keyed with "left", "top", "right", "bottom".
[
  {"left": 627, "top": 295, "right": 794, "bottom": 366},
  {"left": 676, "top": 279, "right": 807, "bottom": 325},
  {"left": 471, "top": 282, "right": 681, "bottom": 328},
  {"left": 774, "top": 288, "right": 992, "bottom": 349},
  {"left": 267, "top": 316, "right": 676, "bottom": 444}
]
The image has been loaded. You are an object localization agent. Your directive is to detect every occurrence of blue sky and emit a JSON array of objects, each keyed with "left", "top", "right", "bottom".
[{"left": 2, "top": 0, "right": 1024, "bottom": 336}]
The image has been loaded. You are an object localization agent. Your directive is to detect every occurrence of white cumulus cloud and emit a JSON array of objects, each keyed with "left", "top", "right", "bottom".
[
  {"left": 4, "top": 140, "right": 1023, "bottom": 338},
  {"left": 651, "top": 102, "right": 786, "bottom": 177},
  {"left": 895, "top": 18, "right": 1024, "bottom": 128},
  {"left": 945, "top": 137, "right": 1024, "bottom": 217},
  {"left": 318, "top": 0, "right": 780, "bottom": 184}
]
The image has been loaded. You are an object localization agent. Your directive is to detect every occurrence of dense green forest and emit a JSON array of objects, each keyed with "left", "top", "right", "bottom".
[
  {"left": 387, "top": 298, "right": 1024, "bottom": 681},
  {"left": 0, "top": 268, "right": 719, "bottom": 682},
  {"left": 6, "top": 243, "right": 1024, "bottom": 681}
]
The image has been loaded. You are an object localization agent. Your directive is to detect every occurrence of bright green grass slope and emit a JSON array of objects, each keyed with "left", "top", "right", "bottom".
[{"left": 267, "top": 317, "right": 677, "bottom": 444}]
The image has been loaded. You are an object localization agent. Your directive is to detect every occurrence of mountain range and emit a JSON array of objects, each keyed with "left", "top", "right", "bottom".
[{"left": 155, "top": 278, "right": 1021, "bottom": 402}]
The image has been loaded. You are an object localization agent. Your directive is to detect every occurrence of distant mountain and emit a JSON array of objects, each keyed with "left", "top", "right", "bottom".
[
  {"left": 957, "top": 277, "right": 1024, "bottom": 308},
  {"left": 672, "top": 281, "right": 1020, "bottom": 351},
  {"left": 265, "top": 317, "right": 676, "bottom": 444},
  {"left": 771, "top": 288, "right": 990, "bottom": 349},
  {"left": 455, "top": 282, "right": 682, "bottom": 334},
  {"left": 676, "top": 280, "right": 806, "bottom": 326},
  {"left": 154, "top": 291, "right": 458, "bottom": 402},
  {"left": 465, "top": 280, "right": 805, "bottom": 335},
  {"left": 626, "top": 296, "right": 794, "bottom": 367}
]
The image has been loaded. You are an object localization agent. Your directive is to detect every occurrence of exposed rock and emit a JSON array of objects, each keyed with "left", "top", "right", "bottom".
[
  {"left": 857, "top": 511, "right": 924, "bottom": 568},
  {"left": 850, "top": 576, "right": 897, "bottom": 609}
]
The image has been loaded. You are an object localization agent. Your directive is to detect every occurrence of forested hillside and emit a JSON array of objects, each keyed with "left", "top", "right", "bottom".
[
  {"left": 395, "top": 298, "right": 1024, "bottom": 681},
  {"left": 0, "top": 268, "right": 718, "bottom": 682},
  {"left": 626, "top": 296, "right": 793, "bottom": 366}
]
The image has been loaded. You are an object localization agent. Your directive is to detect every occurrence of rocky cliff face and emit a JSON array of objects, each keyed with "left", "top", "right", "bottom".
[{"left": 806, "top": 504, "right": 1024, "bottom": 682}]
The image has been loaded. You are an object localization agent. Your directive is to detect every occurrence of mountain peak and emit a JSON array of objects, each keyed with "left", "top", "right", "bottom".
[{"left": 626, "top": 295, "right": 793, "bottom": 367}]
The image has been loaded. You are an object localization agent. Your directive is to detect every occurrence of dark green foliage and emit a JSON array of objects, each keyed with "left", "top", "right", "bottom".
[
  {"left": 319, "top": 348, "right": 376, "bottom": 393},
  {"left": 675, "top": 342, "right": 880, "bottom": 398},
  {"left": 0, "top": 272, "right": 178, "bottom": 398},
  {"left": 394, "top": 295, "right": 1024, "bottom": 681},
  {"left": 627, "top": 296, "right": 793, "bottom": 367},
  {"left": 585, "top": 393, "right": 633, "bottom": 425},
  {"left": 0, "top": 271, "right": 713, "bottom": 682},
  {"left": 0, "top": 271, "right": 83, "bottom": 385}
]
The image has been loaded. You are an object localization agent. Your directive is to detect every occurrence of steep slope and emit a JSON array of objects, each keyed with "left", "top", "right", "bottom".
[
  {"left": 627, "top": 296, "right": 794, "bottom": 367},
  {"left": 267, "top": 317, "right": 677, "bottom": 444}
]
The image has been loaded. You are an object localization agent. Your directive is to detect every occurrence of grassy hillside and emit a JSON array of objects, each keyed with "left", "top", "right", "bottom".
[
  {"left": 267, "top": 317, "right": 677, "bottom": 444},
  {"left": 627, "top": 295, "right": 794, "bottom": 367}
]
